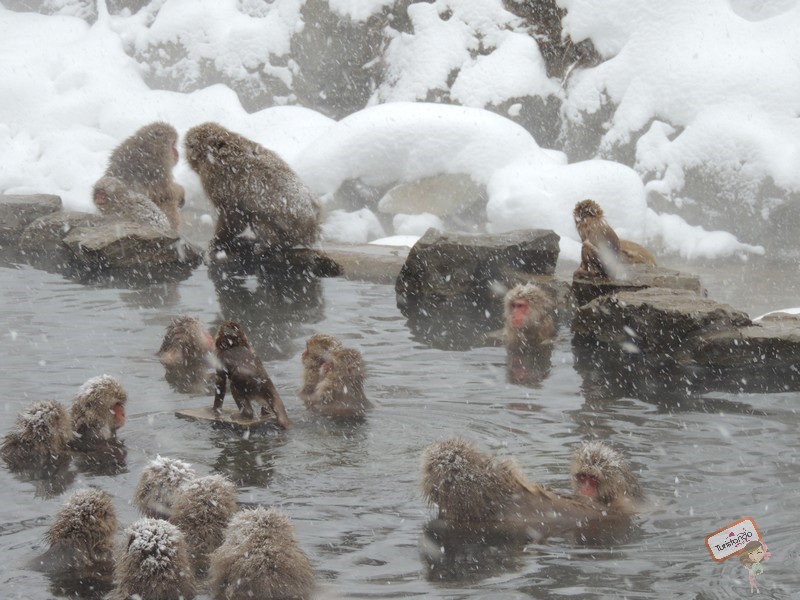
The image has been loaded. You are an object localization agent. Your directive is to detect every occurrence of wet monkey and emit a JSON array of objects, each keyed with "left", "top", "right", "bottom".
[
  {"left": 1, "top": 400, "right": 72, "bottom": 469},
  {"left": 298, "top": 335, "right": 372, "bottom": 417},
  {"left": 208, "top": 507, "right": 315, "bottom": 600},
  {"left": 157, "top": 315, "right": 215, "bottom": 392},
  {"left": 112, "top": 518, "right": 195, "bottom": 600},
  {"left": 503, "top": 283, "right": 557, "bottom": 352},
  {"left": 421, "top": 438, "right": 642, "bottom": 534},
  {"left": 69, "top": 375, "right": 127, "bottom": 448},
  {"left": 93, "top": 175, "right": 172, "bottom": 230},
  {"left": 570, "top": 440, "right": 644, "bottom": 513},
  {"left": 213, "top": 320, "right": 291, "bottom": 428},
  {"left": 100, "top": 121, "right": 185, "bottom": 229}
]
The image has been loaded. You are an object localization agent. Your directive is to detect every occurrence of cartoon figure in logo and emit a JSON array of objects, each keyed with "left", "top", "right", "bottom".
[{"left": 739, "top": 540, "right": 770, "bottom": 593}]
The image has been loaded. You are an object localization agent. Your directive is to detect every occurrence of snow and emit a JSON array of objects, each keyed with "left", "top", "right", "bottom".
[{"left": 2, "top": 0, "right": 796, "bottom": 261}]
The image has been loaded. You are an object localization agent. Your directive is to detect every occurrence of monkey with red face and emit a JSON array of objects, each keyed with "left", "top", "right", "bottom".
[
  {"left": 503, "top": 283, "right": 557, "bottom": 353},
  {"left": 421, "top": 438, "right": 642, "bottom": 538}
]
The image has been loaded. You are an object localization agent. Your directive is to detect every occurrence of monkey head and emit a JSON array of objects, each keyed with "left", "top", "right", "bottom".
[
  {"left": 573, "top": 199, "right": 604, "bottom": 225},
  {"left": 421, "top": 438, "right": 525, "bottom": 523},
  {"left": 184, "top": 122, "right": 235, "bottom": 172},
  {"left": 214, "top": 320, "right": 250, "bottom": 352},
  {"left": 570, "top": 441, "right": 642, "bottom": 506}
]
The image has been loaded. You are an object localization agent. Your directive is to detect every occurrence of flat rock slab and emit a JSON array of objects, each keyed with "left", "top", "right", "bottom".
[
  {"left": 689, "top": 313, "right": 800, "bottom": 370},
  {"left": 573, "top": 287, "right": 751, "bottom": 353},
  {"left": 0, "top": 194, "right": 62, "bottom": 245},
  {"left": 175, "top": 406, "right": 280, "bottom": 429},
  {"left": 572, "top": 264, "right": 703, "bottom": 306}
]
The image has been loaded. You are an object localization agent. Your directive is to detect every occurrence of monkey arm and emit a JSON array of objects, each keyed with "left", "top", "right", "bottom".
[{"left": 213, "top": 370, "right": 227, "bottom": 413}]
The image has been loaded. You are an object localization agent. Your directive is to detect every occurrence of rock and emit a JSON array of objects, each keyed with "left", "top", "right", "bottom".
[
  {"left": 0, "top": 194, "right": 62, "bottom": 247},
  {"left": 63, "top": 221, "right": 202, "bottom": 275},
  {"left": 396, "top": 228, "right": 560, "bottom": 315},
  {"left": 572, "top": 264, "right": 704, "bottom": 307},
  {"left": 19, "top": 211, "right": 106, "bottom": 270},
  {"left": 18, "top": 210, "right": 202, "bottom": 283},
  {"left": 686, "top": 313, "right": 800, "bottom": 392},
  {"left": 571, "top": 286, "right": 800, "bottom": 393},
  {"left": 572, "top": 287, "right": 751, "bottom": 352}
]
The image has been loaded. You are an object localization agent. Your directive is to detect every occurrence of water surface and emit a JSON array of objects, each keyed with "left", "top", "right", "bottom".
[{"left": 1, "top": 253, "right": 799, "bottom": 598}]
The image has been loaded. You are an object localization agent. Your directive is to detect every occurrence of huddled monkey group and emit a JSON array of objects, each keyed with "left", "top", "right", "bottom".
[{"left": 4, "top": 121, "right": 657, "bottom": 599}]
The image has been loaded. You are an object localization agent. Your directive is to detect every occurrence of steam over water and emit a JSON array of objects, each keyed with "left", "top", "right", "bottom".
[{"left": 1, "top": 250, "right": 799, "bottom": 598}]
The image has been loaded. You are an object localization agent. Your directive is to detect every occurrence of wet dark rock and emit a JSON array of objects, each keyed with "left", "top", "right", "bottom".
[
  {"left": 572, "top": 287, "right": 750, "bottom": 352},
  {"left": 396, "top": 228, "right": 560, "bottom": 316},
  {"left": 63, "top": 220, "right": 202, "bottom": 273},
  {"left": 572, "top": 287, "right": 800, "bottom": 393},
  {"left": 0, "top": 194, "right": 62, "bottom": 247},
  {"left": 205, "top": 243, "right": 343, "bottom": 279},
  {"left": 572, "top": 264, "right": 704, "bottom": 307},
  {"left": 686, "top": 313, "right": 800, "bottom": 392}
]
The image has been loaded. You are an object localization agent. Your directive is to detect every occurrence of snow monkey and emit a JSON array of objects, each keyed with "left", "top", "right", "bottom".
[
  {"left": 208, "top": 507, "right": 315, "bottom": 600},
  {"left": 573, "top": 199, "right": 656, "bottom": 279},
  {"left": 213, "top": 320, "right": 292, "bottom": 428},
  {"left": 170, "top": 474, "right": 238, "bottom": 576},
  {"left": 92, "top": 175, "right": 171, "bottom": 231},
  {"left": 100, "top": 121, "right": 185, "bottom": 229},
  {"left": 503, "top": 283, "right": 557, "bottom": 352},
  {"left": 1, "top": 400, "right": 72, "bottom": 468},
  {"left": 421, "top": 438, "right": 642, "bottom": 536},
  {"left": 570, "top": 440, "right": 644, "bottom": 513},
  {"left": 69, "top": 375, "right": 127, "bottom": 448},
  {"left": 157, "top": 315, "right": 215, "bottom": 392},
  {"left": 112, "top": 518, "right": 196, "bottom": 600},
  {"left": 133, "top": 455, "right": 197, "bottom": 519},
  {"left": 44, "top": 487, "right": 118, "bottom": 570},
  {"left": 184, "top": 122, "right": 321, "bottom": 255},
  {"left": 298, "top": 334, "right": 372, "bottom": 417}
]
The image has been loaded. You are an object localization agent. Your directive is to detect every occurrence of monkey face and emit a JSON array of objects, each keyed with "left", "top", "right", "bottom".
[{"left": 573, "top": 199, "right": 603, "bottom": 223}]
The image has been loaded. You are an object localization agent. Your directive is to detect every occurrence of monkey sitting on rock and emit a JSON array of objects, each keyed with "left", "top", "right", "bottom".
[
  {"left": 213, "top": 320, "right": 292, "bottom": 428},
  {"left": 96, "top": 121, "right": 185, "bottom": 230},
  {"left": 573, "top": 199, "right": 656, "bottom": 279},
  {"left": 184, "top": 122, "right": 321, "bottom": 260}
]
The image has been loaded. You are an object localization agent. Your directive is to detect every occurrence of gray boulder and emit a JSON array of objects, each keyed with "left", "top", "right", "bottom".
[
  {"left": 18, "top": 210, "right": 202, "bottom": 282},
  {"left": 572, "top": 286, "right": 800, "bottom": 393},
  {"left": 572, "top": 263, "right": 703, "bottom": 307},
  {"left": 572, "top": 287, "right": 750, "bottom": 352},
  {"left": 0, "top": 194, "right": 62, "bottom": 247},
  {"left": 19, "top": 211, "right": 106, "bottom": 270},
  {"left": 396, "top": 228, "right": 560, "bottom": 317}
]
